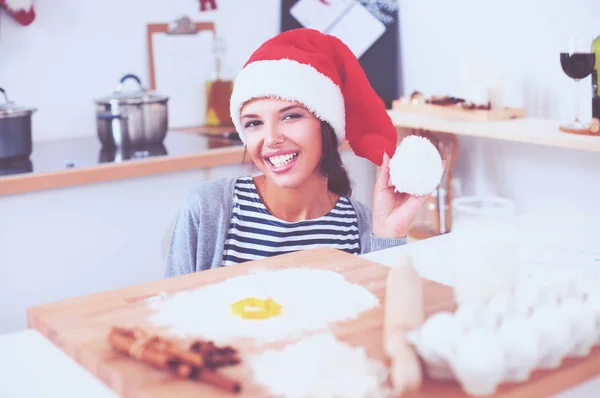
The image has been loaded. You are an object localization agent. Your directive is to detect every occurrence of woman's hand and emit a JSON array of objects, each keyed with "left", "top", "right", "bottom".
[{"left": 372, "top": 153, "right": 444, "bottom": 238}]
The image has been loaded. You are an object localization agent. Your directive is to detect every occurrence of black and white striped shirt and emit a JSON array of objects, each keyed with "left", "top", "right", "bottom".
[{"left": 222, "top": 176, "right": 360, "bottom": 265}]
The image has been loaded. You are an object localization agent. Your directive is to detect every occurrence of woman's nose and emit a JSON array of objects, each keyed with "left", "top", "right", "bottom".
[{"left": 264, "top": 123, "right": 285, "bottom": 145}]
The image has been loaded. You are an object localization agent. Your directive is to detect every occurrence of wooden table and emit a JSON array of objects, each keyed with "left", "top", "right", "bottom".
[{"left": 26, "top": 246, "right": 600, "bottom": 398}]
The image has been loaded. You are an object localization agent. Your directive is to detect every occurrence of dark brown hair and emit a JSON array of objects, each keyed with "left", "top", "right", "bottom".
[
  {"left": 317, "top": 121, "right": 352, "bottom": 197},
  {"left": 241, "top": 121, "right": 353, "bottom": 197}
]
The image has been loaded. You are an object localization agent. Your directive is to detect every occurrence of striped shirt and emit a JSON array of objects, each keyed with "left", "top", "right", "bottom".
[{"left": 222, "top": 176, "right": 360, "bottom": 265}]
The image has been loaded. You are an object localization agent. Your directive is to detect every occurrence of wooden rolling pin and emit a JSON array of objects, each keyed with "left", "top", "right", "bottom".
[{"left": 383, "top": 253, "right": 425, "bottom": 395}]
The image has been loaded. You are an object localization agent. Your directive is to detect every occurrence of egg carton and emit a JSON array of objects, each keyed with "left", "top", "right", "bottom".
[{"left": 407, "top": 268, "right": 600, "bottom": 396}]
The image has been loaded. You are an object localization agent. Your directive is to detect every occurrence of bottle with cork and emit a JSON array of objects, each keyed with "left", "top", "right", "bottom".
[
  {"left": 592, "top": 34, "right": 600, "bottom": 120},
  {"left": 205, "top": 36, "right": 234, "bottom": 127}
]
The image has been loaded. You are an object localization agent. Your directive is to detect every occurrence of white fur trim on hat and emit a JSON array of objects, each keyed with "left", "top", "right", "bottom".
[{"left": 230, "top": 59, "right": 346, "bottom": 146}]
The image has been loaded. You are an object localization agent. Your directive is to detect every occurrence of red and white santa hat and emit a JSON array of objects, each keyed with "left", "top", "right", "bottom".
[
  {"left": 0, "top": 0, "right": 36, "bottom": 26},
  {"left": 229, "top": 28, "right": 397, "bottom": 166}
]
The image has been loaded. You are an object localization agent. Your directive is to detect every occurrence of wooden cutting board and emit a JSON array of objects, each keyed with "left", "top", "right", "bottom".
[{"left": 28, "top": 247, "right": 600, "bottom": 398}]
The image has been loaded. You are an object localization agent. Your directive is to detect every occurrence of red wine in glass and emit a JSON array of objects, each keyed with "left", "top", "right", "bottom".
[
  {"left": 560, "top": 34, "right": 596, "bottom": 130},
  {"left": 560, "top": 53, "right": 595, "bottom": 79}
]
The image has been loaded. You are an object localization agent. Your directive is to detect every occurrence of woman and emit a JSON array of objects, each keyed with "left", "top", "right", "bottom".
[{"left": 164, "top": 28, "right": 435, "bottom": 277}]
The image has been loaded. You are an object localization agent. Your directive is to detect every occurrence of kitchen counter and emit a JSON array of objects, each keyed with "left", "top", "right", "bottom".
[
  {"left": 4, "top": 110, "right": 597, "bottom": 196},
  {"left": 0, "top": 126, "right": 354, "bottom": 196},
  {"left": 0, "top": 126, "right": 244, "bottom": 196}
]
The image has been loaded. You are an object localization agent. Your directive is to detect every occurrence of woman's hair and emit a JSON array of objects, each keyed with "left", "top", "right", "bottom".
[
  {"left": 241, "top": 121, "right": 353, "bottom": 197},
  {"left": 317, "top": 122, "right": 352, "bottom": 197}
]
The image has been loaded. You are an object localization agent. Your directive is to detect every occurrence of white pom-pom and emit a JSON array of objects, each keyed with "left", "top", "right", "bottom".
[
  {"left": 389, "top": 135, "right": 444, "bottom": 196},
  {"left": 452, "top": 327, "right": 505, "bottom": 396}
]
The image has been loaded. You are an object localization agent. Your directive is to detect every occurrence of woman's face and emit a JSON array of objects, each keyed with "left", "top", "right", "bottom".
[{"left": 241, "top": 98, "right": 323, "bottom": 189}]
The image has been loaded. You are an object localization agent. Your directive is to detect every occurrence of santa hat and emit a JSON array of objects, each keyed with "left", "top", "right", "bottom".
[
  {"left": 229, "top": 28, "right": 397, "bottom": 166},
  {"left": 0, "top": 0, "right": 36, "bottom": 26}
]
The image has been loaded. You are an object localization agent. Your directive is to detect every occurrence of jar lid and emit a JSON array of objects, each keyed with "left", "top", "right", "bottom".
[
  {"left": 94, "top": 74, "right": 168, "bottom": 105},
  {"left": 0, "top": 88, "right": 37, "bottom": 118}
]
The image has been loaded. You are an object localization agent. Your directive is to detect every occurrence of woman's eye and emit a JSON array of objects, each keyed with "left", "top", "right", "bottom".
[
  {"left": 244, "top": 120, "right": 262, "bottom": 128},
  {"left": 283, "top": 113, "right": 302, "bottom": 121}
]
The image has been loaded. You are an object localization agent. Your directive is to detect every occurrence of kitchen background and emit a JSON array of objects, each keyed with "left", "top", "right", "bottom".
[{"left": 1, "top": 0, "right": 599, "bottom": 334}]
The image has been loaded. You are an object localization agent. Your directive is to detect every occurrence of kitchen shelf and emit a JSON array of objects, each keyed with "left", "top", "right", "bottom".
[{"left": 387, "top": 110, "right": 600, "bottom": 153}]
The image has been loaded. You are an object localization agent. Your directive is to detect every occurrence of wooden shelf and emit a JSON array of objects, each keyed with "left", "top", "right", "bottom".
[{"left": 387, "top": 110, "right": 600, "bottom": 153}]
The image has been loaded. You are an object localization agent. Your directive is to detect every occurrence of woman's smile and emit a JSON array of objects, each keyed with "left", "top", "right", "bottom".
[{"left": 264, "top": 150, "right": 299, "bottom": 173}]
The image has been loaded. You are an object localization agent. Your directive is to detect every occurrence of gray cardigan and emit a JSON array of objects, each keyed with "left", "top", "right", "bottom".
[{"left": 164, "top": 177, "right": 407, "bottom": 277}]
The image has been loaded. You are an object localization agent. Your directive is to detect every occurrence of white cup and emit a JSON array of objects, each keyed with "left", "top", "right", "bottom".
[{"left": 451, "top": 196, "right": 518, "bottom": 305}]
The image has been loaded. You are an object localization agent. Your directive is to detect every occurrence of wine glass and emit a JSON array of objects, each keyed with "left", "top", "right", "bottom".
[{"left": 560, "top": 35, "right": 596, "bottom": 129}]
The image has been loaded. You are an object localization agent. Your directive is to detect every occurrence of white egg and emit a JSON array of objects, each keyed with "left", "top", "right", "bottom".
[
  {"left": 576, "top": 277, "right": 600, "bottom": 300},
  {"left": 530, "top": 305, "right": 571, "bottom": 368},
  {"left": 545, "top": 274, "right": 573, "bottom": 303},
  {"left": 584, "top": 292, "right": 600, "bottom": 346},
  {"left": 559, "top": 298, "right": 597, "bottom": 357},
  {"left": 454, "top": 302, "right": 489, "bottom": 332},
  {"left": 418, "top": 312, "right": 463, "bottom": 364},
  {"left": 486, "top": 294, "right": 518, "bottom": 328},
  {"left": 513, "top": 284, "right": 542, "bottom": 317},
  {"left": 497, "top": 316, "right": 540, "bottom": 382},
  {"left": 451, "top": 327, "right": 505, "bottom": 396}
]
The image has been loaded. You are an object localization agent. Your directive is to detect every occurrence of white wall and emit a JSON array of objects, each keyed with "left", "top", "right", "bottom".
[
  {"left": 398, "top": 0, "right": 600, "bottom": 214},
  {"left": 0, "top": 0, "right": 281, "bottom": 141}
]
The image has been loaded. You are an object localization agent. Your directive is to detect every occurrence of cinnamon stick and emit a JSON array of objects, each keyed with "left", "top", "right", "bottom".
[
  {"left": 108, "top": 329, "right": 178, "bottom": 371},
  {"left": 189, "top": 340, "right": 240, "bottom": 368},
  {"left": 191, "top": 367, "right": 242, "bottom": 394},
  {"left": 108, "top": 327, "right": 242, "bottom": 394},
  {"left": 113, "top": 327, "right": 206, "bottom": 367},
  {"left": 175, "top": 364, "right": 193, "bottom": 378}
]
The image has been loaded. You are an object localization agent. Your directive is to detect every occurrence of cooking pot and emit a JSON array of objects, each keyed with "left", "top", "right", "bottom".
[
  {"left": 94, "top": 74, "right": 169, "bottom": 148},
  {"left": 0, "top": 158, "right": 33, "bottom": 176},
  {"left": 0, "top": 87, "right": 37, "bottom": 163}
]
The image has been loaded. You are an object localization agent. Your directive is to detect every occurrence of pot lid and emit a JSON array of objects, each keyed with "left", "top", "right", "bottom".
[
  {"left": 94, "top": 74, "right": 168, "bottom": 105},
  {"left": 0, "top": 87, "right": 37, "bottom": 118}
]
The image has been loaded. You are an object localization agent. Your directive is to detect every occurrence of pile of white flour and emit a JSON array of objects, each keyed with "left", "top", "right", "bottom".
[
  {"left": 249, "top": 332, "right": 391, "bottom": 398},
  {"left": 146, "top": 268, "right": 380, "bottom": 344}
]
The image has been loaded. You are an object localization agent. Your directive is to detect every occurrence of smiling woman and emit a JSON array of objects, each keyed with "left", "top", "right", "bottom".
[{"left": 164, "top": 28, "right": 437, "bottom": 275}]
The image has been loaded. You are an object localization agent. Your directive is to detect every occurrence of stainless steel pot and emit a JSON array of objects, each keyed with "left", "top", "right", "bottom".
[
  {"left": 94, "top": 74, "right": 169, "bottom": 148},
  {"left": 0, "top": 87, "right": 37, "bottom": 163}
]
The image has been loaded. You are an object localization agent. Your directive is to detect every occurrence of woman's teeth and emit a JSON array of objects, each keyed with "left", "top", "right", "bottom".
[{"left": 268, "top": 153, "right": 297, "bottom": 168}]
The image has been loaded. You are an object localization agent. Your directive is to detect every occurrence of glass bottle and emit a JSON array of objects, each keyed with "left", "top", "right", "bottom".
[
  {"left": 592, "top": 34, "right": 600, "bottom": 119},
  {"left": 205, "top": 36, "right": 234, "bottom": 126}
]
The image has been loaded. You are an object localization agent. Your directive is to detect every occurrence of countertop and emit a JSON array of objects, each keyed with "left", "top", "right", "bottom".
[
  {"left": 5, "top": 233, "right": 598, "bottom": 397},
  {"left": 0, "top": 126, "right": 245, "bottom": 196},
  {"left": 4, "top": 111, "right": 600, "bottom": 196},
  {"left": 387, "top": 111, "right": 600, "bottom": 153}
]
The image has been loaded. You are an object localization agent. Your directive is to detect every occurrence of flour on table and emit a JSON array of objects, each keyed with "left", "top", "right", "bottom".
[
  {"left": 249, "top": 332, "right": 391, "bottom": 398},
  {"left": 146, "top": 268, "right": 379, "bottom": 344}
]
